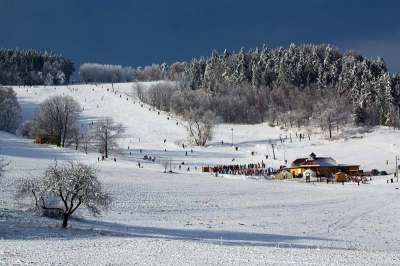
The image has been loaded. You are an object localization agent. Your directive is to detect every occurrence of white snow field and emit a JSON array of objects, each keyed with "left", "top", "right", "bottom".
[{"left": 1, "top": 82, "right": 400, "bottom": 265}]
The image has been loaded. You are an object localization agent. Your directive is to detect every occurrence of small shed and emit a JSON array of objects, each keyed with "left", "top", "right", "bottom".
[{"left": 335, "top": 172, "right": 347, "bottom": 182}]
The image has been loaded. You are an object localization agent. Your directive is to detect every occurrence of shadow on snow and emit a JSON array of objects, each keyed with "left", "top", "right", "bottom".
[{"left": 0, "top": 210, "right": 347, "bottom": 250}]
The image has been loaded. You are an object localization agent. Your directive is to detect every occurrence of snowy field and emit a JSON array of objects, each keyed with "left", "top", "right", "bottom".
[{"left": 1, "top": 82, "right": 400, "bottom": 265}]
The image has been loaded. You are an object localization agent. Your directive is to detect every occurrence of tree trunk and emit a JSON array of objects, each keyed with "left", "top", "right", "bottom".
[
  {"left": 62, "top": 126, "right": 67, "bottom": 147},
  {"left": 105, "top": 131, "right": 108, "bottom": 158},
  {"left": 271, "top": 144, "right": 276, "bottom": 160},
  {"left": 328, "top": 117, "right": 332, "bottom": 139},
  {"left": 105, "top": 141, "right": 108, "bottom": 158},
  {"left": 57, "top": 129, "right": 62, "bottom": 147},
  {"left": 62, "top": 213, "right": 69, "bottom": 228}
]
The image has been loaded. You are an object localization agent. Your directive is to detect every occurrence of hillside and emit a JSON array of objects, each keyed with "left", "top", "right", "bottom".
[
  {"left": 11, "top": 82, "right": 400, "bottom": 171},
  {"left": 0, "top": 82, "right": 400, "bottom": 264}
]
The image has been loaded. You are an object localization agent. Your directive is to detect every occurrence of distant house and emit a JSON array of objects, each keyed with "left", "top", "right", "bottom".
[{"left": 287, "top": 153, "right": 360, "bottom": 178}]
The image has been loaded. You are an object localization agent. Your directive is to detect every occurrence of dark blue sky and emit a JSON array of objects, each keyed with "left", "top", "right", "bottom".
[{"left": 1, "top": 0, "right": 400, "bottom": 72}]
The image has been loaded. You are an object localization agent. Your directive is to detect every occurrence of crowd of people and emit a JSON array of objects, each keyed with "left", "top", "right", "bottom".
[
  {"left": 209, "top": 161, "right": 275, "bottom": 176},
  {"left": 348, "top": 175, "right": 369, "bottom": 185}
]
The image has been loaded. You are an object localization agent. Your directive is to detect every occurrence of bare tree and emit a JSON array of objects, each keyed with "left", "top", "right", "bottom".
[
  {"left": 133, "top": 83, "right": 146, "bottom": 102},
  {"left": 314, "top": 92, "right": 351, "bottom": 139},
  {"left": 80, "top": 126, "right": 94, "bottom": 154},
  {"left": 16, "top": 161, "right": 111, "bottom": 228},
  {"left": 146, "top": 83, "right": 177, "bottom": 112},
  {"left": 185, "top": 110, "right": 216, "bottom": 146},
  {"left": 16, "top": 120, "right": 34, "bottom": 138},
  {"left": 32, "top": 95, "right": 81, "bottom": 147},
  {"left": 95, "top": 118, "right": 125, "bottom": 158},
  {"left": 305, "top": 126, "right": 313, "bottom": 141}
]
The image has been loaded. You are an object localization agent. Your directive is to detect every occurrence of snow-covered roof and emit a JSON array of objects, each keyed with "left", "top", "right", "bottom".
[
  {"left": 289, "top": 156, "right": 360, "bottom": 169},
  {"left": 290, "top": 155, "right": 338, "bottom": 168}
]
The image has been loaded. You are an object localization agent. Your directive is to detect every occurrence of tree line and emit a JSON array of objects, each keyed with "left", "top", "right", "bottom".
[
  {"left": 0, "top": 48, "right": 74, "bottom": 85},
  {"left": 79, "top": 62, "right": 186, "bottom": 83},
  {"left": 137, "top": 44, "right": 400, "bottom": 140}
]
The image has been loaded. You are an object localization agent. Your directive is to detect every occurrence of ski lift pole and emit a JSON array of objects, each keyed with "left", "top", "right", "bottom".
[
  {"left": 231, "top": 128, "right": 234, "bottom": 147},
  {"left": 396, "top": 155, "right": 399, "bottom": 182}
]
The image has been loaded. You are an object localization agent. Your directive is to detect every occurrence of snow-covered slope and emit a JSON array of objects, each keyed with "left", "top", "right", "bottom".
[
  {"left": 1, "top": 82, "right": 400, "bottom": 265},
  {"left": 12, "top": 82, "right": 400, "bottom": 172}
]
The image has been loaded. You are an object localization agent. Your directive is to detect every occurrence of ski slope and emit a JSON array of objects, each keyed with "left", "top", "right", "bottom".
[
  {"left": 12, "top": 82, "right": 400, "bottom": 172},
  {"left": 1, "top": 82, "right": 400, "bottom": 265}
]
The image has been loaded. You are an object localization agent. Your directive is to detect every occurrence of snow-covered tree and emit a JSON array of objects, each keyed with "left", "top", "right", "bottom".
[
  {"left": 80, "top": 63, "right": 135, "bottom": 83},
  {"left": 16, "top": 161, "right": 111, "bottom": 228},
  {"left": 0, "top": 87, "right": 22, "bottom": 133},
  {"left": 137, "top": 43, "right": 400, "bottom": 128},
  {"left": 0, "top": 48, "right": 74, "bottom": 85},
  {"left": 184, "top": 110, "right": 216, "bottom": 146}
]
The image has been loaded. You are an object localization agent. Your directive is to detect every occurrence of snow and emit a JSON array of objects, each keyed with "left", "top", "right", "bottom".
[{"left": 1, "top": 82, "right": 400, "bottom": 265}]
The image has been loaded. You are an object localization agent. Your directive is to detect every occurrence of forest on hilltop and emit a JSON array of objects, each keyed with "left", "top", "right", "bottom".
[
  {"left": 137, "top": 44, "right": 400, "bottom": 133},
  {"left": 3, "top": 44, "right": 400, "bottom": 133},
  {"left": 0, "top": 49, "right": 74, "bottom": 86}
]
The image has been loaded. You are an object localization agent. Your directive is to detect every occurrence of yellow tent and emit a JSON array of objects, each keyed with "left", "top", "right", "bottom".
[{"left": 275, "top": 170, "right": 294, "bottom": 180}]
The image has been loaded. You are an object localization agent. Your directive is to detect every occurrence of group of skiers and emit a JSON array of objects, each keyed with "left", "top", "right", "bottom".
[
  {"left": 97, "top": 156, "right": 117, "bottom": 162},
  {"left": 211, "top": 161, "right": 274, "bottom": 176}
]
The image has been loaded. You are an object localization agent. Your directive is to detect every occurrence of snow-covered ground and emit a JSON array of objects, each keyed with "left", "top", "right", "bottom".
[{"left": 1, "top": 82, "right": 400, "bottom": 265}]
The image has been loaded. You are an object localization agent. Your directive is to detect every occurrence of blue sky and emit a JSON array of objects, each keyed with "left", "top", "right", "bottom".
[{"left": 1, "top": 0, "right": 400, "bottom": 72}]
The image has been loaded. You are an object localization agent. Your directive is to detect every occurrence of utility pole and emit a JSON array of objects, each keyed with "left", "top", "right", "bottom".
[
  {"left": 271, "top": 143, "right": 276, "bottom": 160},
  {"left": 283, "top": 145, "right": 286, "bottom": 162},
  {"left": 231, "top": 128, "right": 234, "bottom": 147},
  {"left": 396, "top": 155, "right": 399, "bottom": 182}
]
